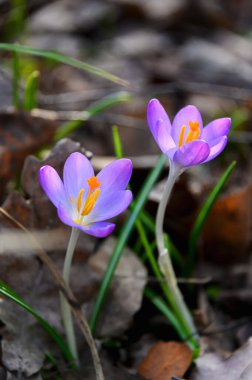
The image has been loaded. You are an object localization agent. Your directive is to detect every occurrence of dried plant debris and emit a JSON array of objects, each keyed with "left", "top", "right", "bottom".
[
  {"left": 192, "top": 338, "right": 252, "bottom": 380},
  {"left": 0, "top": 138, "right": 88, "bottom": 229},
  {"left": 0, "top": 112, "right": 56, "bottom": 189},
  {"left": 0, "top": 301, "right": 48, "bottom": 379},
  {"left": 138, "top": 341, "right": 192, "bottom": 380},
  {"left": 87, "top": 237, "right": 148, "bottom": 337}
]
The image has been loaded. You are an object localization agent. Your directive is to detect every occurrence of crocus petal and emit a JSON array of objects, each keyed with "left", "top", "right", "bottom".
[
  {"left": 79, "top": 222, "right": 115, "bottom": 238},
  {"left": 203, "top": 136, "right": 227, "bottom": 163},
  {"left": 202, "top": 118, "right": 231, "bottom": 142},
  {"left": 57, "top": 204, "right": 79, "bottom": 228},
  {"left": 171, "top": 105, "right": 203, "bottom": 146},
  {"left": 63, "top": 152, "right": 94, "bottom": 200},
  {"left": 173, "top": 140, "right": 210, "bottom": 167},
  {"left": 97, "top": 159, "right": 133, "bottom": 194},
  {"left": 57, "top": 205, "right": 115, "bottom": 236},
  {"left": 39, "top": 165, "right": 66, "bottom": 208},
  {"left": 85, "top": 190, "right": 132, "bottom": 224},
  {"left": 147, "top": 99, "right": 176, "bottom": 153}
]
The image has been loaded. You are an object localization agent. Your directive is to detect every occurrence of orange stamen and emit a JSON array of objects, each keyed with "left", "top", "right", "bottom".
[
  {"left": 81, "top": 188, "right": 101, "bottom": 216},
  {"left": 178, "top": 125, "right": 186, "bottom": 148},
  {"left": 76, "top": 188, "right": 84, "bottom": 213},
  {"left": 185, "top": 121, "right": 200, "bottom": 144}
]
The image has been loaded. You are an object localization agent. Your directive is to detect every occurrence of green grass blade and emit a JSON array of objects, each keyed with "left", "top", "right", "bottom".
[
  {"left": 0, "top": 43, "right": 129, "bottom": 86},
  {"left": 0, "top": 281, "right": 74, "bottom": 365},
  {"left": 144, "top": 288, "right": 186, "bottom": 340},
  {"left": 55, "top": 92, "right": 133, "bottom": 141},
  {"left": 187, "top": 161, "right": 237, "bottom": 275},
  {"left": 24, "top": 70, "right": 39, "bottom": 111},
  {"left": 12, "top": 50, "right": 20, "bottom": 109},
  {"left": 112, "top": 125, "right": 124, "bottom": 158},
  {"left": 89, "top": 154, "right": 167, "bottom": 333}
]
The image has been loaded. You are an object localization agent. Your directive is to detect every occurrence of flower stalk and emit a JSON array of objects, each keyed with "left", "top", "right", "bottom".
[
  {"left": 60, "top": 227, "right": 105, "bottom": 380},
  {"left": 60, "top": 227, "right": 80, "bottom": 364},
  {"left": 156, "top": 162, "right": 199, "bottom": 343}
]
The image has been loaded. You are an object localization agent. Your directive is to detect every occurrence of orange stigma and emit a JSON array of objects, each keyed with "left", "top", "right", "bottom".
[
  {"left": 87, "top": 176, "right": 102, "bottom": 193},
  {"left": 178, "top": 120, "right": 200, "bottom": 147}
]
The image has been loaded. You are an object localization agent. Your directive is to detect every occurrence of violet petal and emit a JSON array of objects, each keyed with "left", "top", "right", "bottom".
[
  {"left": 79, "top": 221, "right": 115, "bottom": 237},
  {"left": 85, "top": 190, "right": 132, "bottom": 224},
  {"left": 97, "top": 159, "right": 132, "bottom": 194},
  {"left": 147, "top": 99, "right": 176, "bottom": 153},
  {"left": 63, "top": 152, "right": 94, "bottom": 201},
  {"left": 173, "top": 140, "right": 210, "bottom": 167},
  {"left": 203, "top": 136, "right": 227, "bottom": 163},
  {"left": 39, "top": 165, "right": 66, "bottom": 208},
  {"left": 171, "top": 105, "right": 203, "bottom": 146},
  {"left": 202, "top": 118, "right": 231, "bottom": 142}
]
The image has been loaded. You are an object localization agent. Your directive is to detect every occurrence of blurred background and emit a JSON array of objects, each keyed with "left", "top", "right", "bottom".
[{"left": 1, "top": 2, "right": 252, "bottom": 376}]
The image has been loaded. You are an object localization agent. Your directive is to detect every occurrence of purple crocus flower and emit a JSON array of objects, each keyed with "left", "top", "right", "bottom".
[
  {"left": 39, "top": 152, "right": 133, "bottom": 238},
  {"left": 147, "top": 99, "right": 231, "bottom": 168}
]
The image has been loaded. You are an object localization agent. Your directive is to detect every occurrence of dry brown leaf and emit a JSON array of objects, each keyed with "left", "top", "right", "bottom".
[
  {"left": 192, "top": 338, "right": 252, "bottom": 380},
  {"left": 202, "top": 183, "right": 252, "bottom": 264},
  {"left": 0, "top": 138, "right": 88, "bottom": 229},
  {"left": 0, "top": 112, "right": 57, "bottom": 191},
  {"left": 87, "top": 236, "right": 148, "bottom": 337},
  {"left": 138, "top": 341, "right": 192, "bottom": 380}
]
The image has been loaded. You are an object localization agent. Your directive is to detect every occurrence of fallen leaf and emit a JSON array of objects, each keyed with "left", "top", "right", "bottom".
[
  {"left": 87, "top": 236, "right": 148, "bottom": 337},
  {"left": 202, "top": 183, "right": 252, "bottom": 264},
  {"left": 0, "top": 112, "right": 57, "bottom": 191},
  {"left": 0, "top": 300, "right": 48, "bottom": 378},
  {"left": 138, "top": 341, "right": 192, "bottom": 380},
  {"left": 0, "top": 138, "right": 89, "bottom": 229},
  {"left": 192, "top": 337, "right": 252, "bottom": 380}
]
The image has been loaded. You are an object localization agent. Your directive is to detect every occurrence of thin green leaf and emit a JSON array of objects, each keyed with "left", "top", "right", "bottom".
[
  {"left": 144, "top": 288, "right": 186, "bottom": 340},
  {"left": 0, "top": 43, "right": 129, "bottom": 86},
  {"left": 12, "top": 50, "right": 20, "bottom": 109},
  {"left": 89, "top": 154, "right": 167, "bottom": 333},
  {"left": 24, "top": 70, "right": 39, "bottom": 111},
  {"left": 138, "top": 209, "right": 155, "bottom": 233},
  {"left": 112, "top": 125, "right": 124, "bottom": 158},
  {"left": 55, "top": 92, "right": 133, "bottom": 141},
  {"left": 187, "top": 161, "right": 236, "bottom": 275},
  {"left": 0, "top": 281, "right": 75, "bottom": 365}
]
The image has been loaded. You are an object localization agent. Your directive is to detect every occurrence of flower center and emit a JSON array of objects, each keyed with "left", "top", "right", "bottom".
[
  {"left": 178, "top": 121, "right": 200, "bottom": 148},
  {"left": 74, "top": 176, "right": 101, "bottom": 224}
]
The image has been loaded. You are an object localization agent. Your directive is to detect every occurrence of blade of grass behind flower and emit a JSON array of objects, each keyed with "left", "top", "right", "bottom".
[
  {"left": 0, "top": 43, "right": 129, "bottom": 86},
  {"left": 0, "top": 281, "right": 74, "bottom": 365},
  {"left": 144, "top": 288, "right": 186, "bottom": 340},
  {"left": 55, "top": 92, "right": 133, "bottom": 141},
  {"left": 24, "top": 70, "right": 39, "bottom": 111},
  {"left": 90, "top": 154, "right": 167, "bottom": 333},
  {"left": 12, "top": 50, "right": 20, "bottom": 109},
  {"left": 187, "top": 161, "right": 236, "bottom": 275}
]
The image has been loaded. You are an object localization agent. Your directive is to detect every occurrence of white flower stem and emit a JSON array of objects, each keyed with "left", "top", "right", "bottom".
[
  {"left": 60, "top": 227, "right": 106, "bottom": 380},
  {"left": 156, "top": 163, "right": 199, "bottom": 343},
  {"left": 60, "top": 227, "right": 80, "bottom": 365}
]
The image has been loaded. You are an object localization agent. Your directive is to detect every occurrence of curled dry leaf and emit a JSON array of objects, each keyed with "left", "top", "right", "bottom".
[
  {"left": 0, "top": 112, "right": 57, "bottom": 196},
  {"left": 0, "top": 138, "right": 89, "bottom": 229},
  {"left": 0, "top": 300, "right": 48, "bottom": 379},
  {"left": 138, "top": 341, "right": 192, "bottom": 380},
  {"left": 192, "top": 337, "right": 252, "bottom": 380},
  {"left": 202, "top": 183, "right": 252, "bottom": 264},
  {"left": 87, "top": 236, "right": 148, "bottom": 337}
]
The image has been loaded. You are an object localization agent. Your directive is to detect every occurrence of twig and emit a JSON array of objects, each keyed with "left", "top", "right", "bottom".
[{"left": 0, "top": 207, "right": 105, "bottom": 380}]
